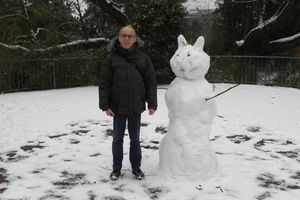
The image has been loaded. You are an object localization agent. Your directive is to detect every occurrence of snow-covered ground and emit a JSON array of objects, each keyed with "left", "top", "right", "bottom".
[{"left": 0, "top": 84, "right": 300, "bottom": 200}]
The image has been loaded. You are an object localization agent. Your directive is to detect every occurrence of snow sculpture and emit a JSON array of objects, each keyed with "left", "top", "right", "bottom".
[{"left": 158, "top": 35, "right": 217, "bottom": 179}]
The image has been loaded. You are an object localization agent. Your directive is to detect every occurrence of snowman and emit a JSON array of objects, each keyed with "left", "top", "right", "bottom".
[{"left": 158, "top": 35, "right": 217, "bottom": 179}]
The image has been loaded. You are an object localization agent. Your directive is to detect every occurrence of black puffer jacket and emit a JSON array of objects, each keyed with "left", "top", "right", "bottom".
[{"left": 99, "top": 38, "right": 157, "bottom": 115}]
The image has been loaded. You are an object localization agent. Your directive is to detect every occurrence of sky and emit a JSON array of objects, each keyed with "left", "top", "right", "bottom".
[
  {"left": 183, "top": 0, "right": 217, "bottom": 12},
  {"left": 0, "top": 83, "right": 300, "bottom": 199},
  {"left": 74, "top": 0, "right": 218, "bottom": 16}
]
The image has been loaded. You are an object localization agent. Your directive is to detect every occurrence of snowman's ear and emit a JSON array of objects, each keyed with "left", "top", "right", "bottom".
[
  {"left": 194, "top": 36, "right": 205, "bottom": 51},
  {"left": 178, "top": 34, "right": 188, "bottom": 48}
]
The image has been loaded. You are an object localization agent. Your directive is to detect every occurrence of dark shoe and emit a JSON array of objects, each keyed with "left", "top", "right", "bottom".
[
  {"left": 132, "top": 168, "right": 145, "bottom": 180},
  {"left": 110, "top": 169, "right": 121, "bottom": 180}
]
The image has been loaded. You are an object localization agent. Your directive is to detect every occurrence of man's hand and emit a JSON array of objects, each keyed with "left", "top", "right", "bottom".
[
  {"left": 149, "top": 108, "right": 156, "bottom": 115},
  {"left": 105, "top": 108, "right": 115, "bottom": 117}
]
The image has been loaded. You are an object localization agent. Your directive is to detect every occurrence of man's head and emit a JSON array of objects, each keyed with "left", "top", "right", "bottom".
[{"left": 118, "top": 25, "right": 137, "bottom": 49}]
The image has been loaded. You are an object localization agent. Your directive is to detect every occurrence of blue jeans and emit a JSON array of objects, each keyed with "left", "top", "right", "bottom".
[{"left": 112, "top": 114, "right": 141, "bottom": 171}]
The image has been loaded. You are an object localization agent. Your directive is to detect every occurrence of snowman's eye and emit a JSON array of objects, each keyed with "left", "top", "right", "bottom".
[{"left": 176, "top": 54, "right": 179, "bottom": 57}]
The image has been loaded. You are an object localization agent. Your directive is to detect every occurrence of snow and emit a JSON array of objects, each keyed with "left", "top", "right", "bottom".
[
  {"left": 74, "top": 0, "right": 218, "bottom": 15},
  {"left": 236, "top": 40, "right": 244, "bottom": 46},
  {"left": 0, "top": 42, "right": 30, "bottom": 52},
  {"left": 1, "top": 37, "right": 109, "bottom": 52},
  {"left": 184, "top": 0, "right": 217, "bottom": 13},
  {"left": 71, "top": 0, "right": 88, "bottom": 17},
  {"left": 236, "top": 1, "right": 289, "bottom": 45},
  {"left": 158, "top": 35, "right": 217, "bottom": 179},
  {"left": 1, "top": 83, "right": 300, "bottom": 199},
  {"left": 269, "top": 32, "right": 300, "bottom": 44},
  {"left": 31, "top": 28, "right": 47, "bottom": 39},
  {"left": 35, "top": 38, "right": 109, "bottom": 52}
]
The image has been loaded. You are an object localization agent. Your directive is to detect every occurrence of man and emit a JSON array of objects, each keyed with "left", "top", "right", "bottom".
[{"left": 99, "top": 25, "right": 157, "bottom": 180}]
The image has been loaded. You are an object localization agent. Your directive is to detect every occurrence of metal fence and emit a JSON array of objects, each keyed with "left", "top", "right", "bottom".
[
  {"left": 0, "top": 57, "right": 102, "bottom": 93},
  {"left": 208, "top": 56, "right": 300, "bottom": 88},
  {"left": 0, "top": 56, "right": 299, "bottom": 93}
]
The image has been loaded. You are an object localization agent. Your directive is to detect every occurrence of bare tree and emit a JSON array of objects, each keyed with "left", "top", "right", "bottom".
[
  {"left": 0, "top": 0, "right": 113, "bottom": 53},
  {"left": 89, "top": 0, "right": 130, "bottom": 26},
  {"left": 237, "top": 0, "right": 300, "bottom": 54}
]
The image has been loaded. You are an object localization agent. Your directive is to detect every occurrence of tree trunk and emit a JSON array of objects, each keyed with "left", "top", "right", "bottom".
[
  {"left": 223, "top": 0, "right": 237, "bottom": 52},
  {"left": 89, "top": 0, "right": 130, "bottom": 26}
]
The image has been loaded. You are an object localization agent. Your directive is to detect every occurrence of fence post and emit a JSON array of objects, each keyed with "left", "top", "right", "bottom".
[
  {"left": 298, "top": 66, "right": 300, "bottom": 89},
  {"left": 52, "top": 60, "right": 56, "bottom": 89}
]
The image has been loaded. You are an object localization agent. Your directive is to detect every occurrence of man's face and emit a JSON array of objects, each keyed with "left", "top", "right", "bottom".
[{"left": 119, "top": 27, "right": 136, "bottom": 49}]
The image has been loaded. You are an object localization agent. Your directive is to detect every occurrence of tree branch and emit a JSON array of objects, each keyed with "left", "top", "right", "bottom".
[
  {"left": 228, "top": 0, "right": 258, "bottom": 4},
  {"left": 0, "top": 42, "right": 30, "bottom": 52},
  {"left": 0, "top": 14, "right": 28, "bottom": 20},
  {"left": 89, "top": 0, "right": 131, "bottom": 26},
  {"left": 237, "top": 0, "right": 300, "bottom": 53},
  {"left": 0, "top": 38, "right": 109, "bottom": 53},
  {"left": 36, "top": 37, "right": 109, "bottom": 52},
  {"left": 31, "top": 28, "right": 48, "bottom": 39},
  {"left": 266, "top": 33, "right": 300, "bottom": 53}
]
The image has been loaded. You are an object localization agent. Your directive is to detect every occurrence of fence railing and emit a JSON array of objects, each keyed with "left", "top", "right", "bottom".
[
  {"left": 0, "top": 57, "right": 102, "bottom": 93},
  {"left": 0, "top": 56, "right": 299, "bottom": 93},
  {"left": 208, "top": 56, "right": 300, "bottom": 88}
]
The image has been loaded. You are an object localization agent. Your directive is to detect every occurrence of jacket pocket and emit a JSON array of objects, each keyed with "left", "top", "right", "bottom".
[
  {"left": 134, "top": 94, "right": 145, "bottom": 112},
  {"left": 118, "top": 94, "right": 129, "bottom": 106}
]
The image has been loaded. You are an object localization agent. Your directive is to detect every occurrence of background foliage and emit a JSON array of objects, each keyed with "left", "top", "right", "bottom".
[{"left": 0, "top": 0, "right": 299, "bottom": 92}]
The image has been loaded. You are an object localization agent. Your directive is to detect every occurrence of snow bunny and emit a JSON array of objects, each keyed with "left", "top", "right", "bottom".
[{"left": 158, "top": 35, "right": 217, "bottom": 179}]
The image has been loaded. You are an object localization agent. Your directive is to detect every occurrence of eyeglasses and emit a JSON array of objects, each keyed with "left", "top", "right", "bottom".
[{"left": 120, "top": 34, "right": 136, "bottom": 39}]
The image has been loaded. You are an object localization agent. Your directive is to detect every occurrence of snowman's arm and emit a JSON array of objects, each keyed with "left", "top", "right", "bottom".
[{"left": 205, "top": 83, "right": 240, "bottom": 101}]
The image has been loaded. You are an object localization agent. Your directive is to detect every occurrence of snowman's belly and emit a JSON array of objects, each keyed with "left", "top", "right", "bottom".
[{"left": 166, "top": 82, "right": 216, "bottom": 123}]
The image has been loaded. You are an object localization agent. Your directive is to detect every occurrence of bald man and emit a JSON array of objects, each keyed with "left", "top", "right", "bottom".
[{"left": 99, "top": 25, "right": 157, "bottom": 180}]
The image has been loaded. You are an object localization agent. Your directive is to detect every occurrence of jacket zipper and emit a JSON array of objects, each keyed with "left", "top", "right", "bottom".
[{"left": 126, "top": 59, "right": 133, "bottom": 115}]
